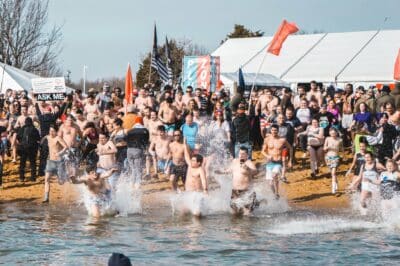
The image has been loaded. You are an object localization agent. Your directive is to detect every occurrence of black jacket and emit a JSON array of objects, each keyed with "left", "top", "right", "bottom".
[
  {"left": 35, "top": 103, "right": 66, "bottom": 137},
  {"left": 232, "top": 114, "right": 250, "bottom": 143},
  {"left": 16, "top": 124, "right": 40, "bottom": 150}
]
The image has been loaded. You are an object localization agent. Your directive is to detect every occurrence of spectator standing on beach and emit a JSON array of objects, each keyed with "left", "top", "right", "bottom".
[{"left": 16, "top": 117, "right": 40, "bottom": 182}]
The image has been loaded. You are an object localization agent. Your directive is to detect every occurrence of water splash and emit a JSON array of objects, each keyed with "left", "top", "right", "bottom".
[
  {"left": 266, "top": 217, "right": 381, "bottom": 235},
  {"left": 170, "top": 117, "right": 291, "bottom": 216}
]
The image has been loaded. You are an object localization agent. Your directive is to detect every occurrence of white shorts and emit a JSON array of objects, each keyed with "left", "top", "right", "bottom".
[
  {"left": 361, "top": 181, "right": 378, "bottom": 193},
  {"left": 342, "top": 114, "right": 353, "bottom": 129},
  {"left": 265, "top": 162, "right": 282, "bottom": 180}
]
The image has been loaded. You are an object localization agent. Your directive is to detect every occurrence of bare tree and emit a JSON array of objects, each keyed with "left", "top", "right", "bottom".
[{"left": 0, "top": 0, "right": 62, "bottom": 76}]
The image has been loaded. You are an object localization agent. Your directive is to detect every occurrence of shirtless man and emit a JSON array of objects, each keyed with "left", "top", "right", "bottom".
[
  {"left": 158, "top": 97, "right": 179, "bottom": 134},
  {"left": 183, "top": 151, "right": 208, "bottom": 193},
  {"left": 169, "top": 130, "right": 188, "bottom": 191},
  {"left": 14, "top": 105, "right": 29, "bottom": 129},
  {"left": 147, "top": 110, "right": 163, "bottom": 142},
  {"left": 262, "top": 124, "right": 293, "bottom": 199},
  {"left": 99, "top": 107, "right": 114, "bottom": 132},
  {"left": 84, "top": 95, "right": 100, "bottom": 123},
  {"left": 97, "top": 133, "right": 118, "bottom": 188},
  {"left": 173, "top": 90, "right": 186, "bottom": 113},
  {"left": 135, "top": 89, "right": 153, "bottom": 113},
  {"left": 182, "top": 86, "right": 195, "bottom": 106},
  {"left": 75, "top": 110, "right": 87, "bottom": 132},
  {"left": 73, "top": 165, "right": 119, "bottom": 217},
  {"left": 58, "top": 115, "right": 82, "bottom": 179},
  {"left": 142, "top": 106, "right": 152, "bottom": 128},
  {"left": 58, "top": 115, "right": 81, "bottom": 149},
  {"left": 230, "top": 146, "right": 258, "bottom": 215},
  {"left": 43, "top": 125, "right": 68, "bottom": 203},
  {"left": 148, "top": 126, "right": 170, "bottom": 178},
  {"left": 256, "top": 88, "right": 279, "bottom": 116},
  {"left": 306, "top": 80, "right": 323, "bottom": 107}
]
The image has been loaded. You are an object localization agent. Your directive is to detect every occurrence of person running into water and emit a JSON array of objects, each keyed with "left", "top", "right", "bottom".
[
  {"left": 323, "top": 127, "right": 343, "bottom": 194},
  {"left": 346, "top": 139, "right": 368, "bottom": 192},
  {"left": 379, "top": 159, "right": 400, "bottom": 200},
  {"left": 358, "top": 152, "right": 384, "bottom": 210},
  {"left": 148, "top": 125, "right": 171, "bottom": 178},
  {"left": 169, "top": 130, "right": 188, "bottom": 192},
  {"left": 74, "top": 165, "right": 119, "bottom": 217},
  {"left": 230, "top": 146, "right": 258, "bottom": 215},
  {"left": 43, "top": 125, "right": 68, "bottom": 203},
  {"left": 262, "top": 124, "right": 292, "bottom": 199}
]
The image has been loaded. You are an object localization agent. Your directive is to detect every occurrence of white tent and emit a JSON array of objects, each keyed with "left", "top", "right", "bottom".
[
  {"left": 220, "top": 72, "right": 289, "bottom": 92},
  {"left": 212, "top": 29, "right": 400, "bottom": 86},
  {"left": 0, "top": 62, "right": 39, "bottom": 93}
]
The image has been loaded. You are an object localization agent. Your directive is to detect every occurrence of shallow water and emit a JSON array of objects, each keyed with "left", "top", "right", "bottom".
[{"left": 1, "top": 202, "right": 400, "bottom": 265}]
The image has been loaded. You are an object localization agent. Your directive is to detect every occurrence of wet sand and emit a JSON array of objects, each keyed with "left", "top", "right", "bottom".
[{"left": 0, "top": 151, "right": 353, "bottom": 210}]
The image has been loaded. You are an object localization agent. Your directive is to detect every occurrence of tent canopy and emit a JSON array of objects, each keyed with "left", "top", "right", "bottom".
[
  {"left": 0, "top": 62, "right": 39, "bottom": 93},
  {"left": 221, "top": 72, "right": 289, "bottom": 88},
  {"left": 212, "top": 29, "right": 400, "bottom": 84}
]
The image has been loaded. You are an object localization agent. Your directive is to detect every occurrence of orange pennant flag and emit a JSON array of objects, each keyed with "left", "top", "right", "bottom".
[
  {"left": 125, "top": 64, "right": 134, "bottom": 104},
  {"left": 267, "top": 20, "right": 299, "bottom": 56},
  {"left": 394, "top": 49, "right": 400, "bottom": 81}
]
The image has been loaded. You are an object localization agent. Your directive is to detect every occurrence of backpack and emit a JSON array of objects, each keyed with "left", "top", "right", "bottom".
[{"left": 20, "top": 126, "right": 38, "bottom": 149}]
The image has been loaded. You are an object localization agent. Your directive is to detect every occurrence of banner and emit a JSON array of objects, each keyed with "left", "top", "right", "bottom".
[
  {"left": 182, "top": 55, "right": 220, "bottom": 93},
  {"left": 32, "top": 77, "right": 66, "bottom": 101}
]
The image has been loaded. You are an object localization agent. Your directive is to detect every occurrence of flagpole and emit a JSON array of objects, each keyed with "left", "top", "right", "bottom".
[
  {"left": 148, "top": 50, "right": 153, "bottom": 85},
  {"left": 248, "top": 52, "right": 268, "bottom": 112}
]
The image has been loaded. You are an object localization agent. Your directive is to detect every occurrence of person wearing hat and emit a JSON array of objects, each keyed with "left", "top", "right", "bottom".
[
  {"left": 96, "top": 83, "right": 112, "bottom": 113},
  {"left": 390, "top": 82, "right": 400, "bottom": 109},
  {"left": 232, "top": 103, "right": 252, "bottom": 160},
  {"left": 376, "top": 85, "right": 395, "bottom": 113},
  {"left": 122, "top": 105, "right": 143, "bottom": 130},
  {"left": 126, "top": 122, "right": 149, "bottom": 187}
]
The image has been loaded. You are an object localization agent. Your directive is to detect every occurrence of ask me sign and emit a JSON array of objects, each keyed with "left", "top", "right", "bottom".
[{"left": 31, "top": 77, "right": 66, "bottom": 101}]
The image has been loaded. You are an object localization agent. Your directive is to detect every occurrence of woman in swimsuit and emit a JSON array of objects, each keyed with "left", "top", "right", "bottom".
[
  {"left": 324, "top": 127, "right": 343, "bottom": 194},
  {"left": 358, "top": 152, "right": 383, "bottom": 209},
  {"left": 110, "top": 118, "right": 128, "bottom": 169},
  {"left": 299, "top": 118, "right": 324, "bottom": 178}
]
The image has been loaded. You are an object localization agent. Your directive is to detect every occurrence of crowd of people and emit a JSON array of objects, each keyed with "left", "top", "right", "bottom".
[{"left": 1, "top": 80, "right": 400, "bottom": 216}]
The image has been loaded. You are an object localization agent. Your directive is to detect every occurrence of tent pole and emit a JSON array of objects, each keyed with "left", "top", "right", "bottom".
[
  {"left": 0, "top": 64, "right": 6, "bottom": 94},
  {"left": 248, "top": 52, "right": 268, "bottom": 112}
]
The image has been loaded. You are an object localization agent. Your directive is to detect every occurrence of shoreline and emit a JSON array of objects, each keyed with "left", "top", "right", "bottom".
[{"left": 0, "top": 151, "right": 352, "bottom": 211}]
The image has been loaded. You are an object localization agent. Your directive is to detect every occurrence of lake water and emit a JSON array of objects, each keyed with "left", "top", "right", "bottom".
[{"left": 1, "top": 200, "right": 400, "bottom": 265}]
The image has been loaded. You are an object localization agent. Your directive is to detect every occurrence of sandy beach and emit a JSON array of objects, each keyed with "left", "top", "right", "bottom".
[{"left": 0, "top": 151, "right": 352, "bottom": 210}]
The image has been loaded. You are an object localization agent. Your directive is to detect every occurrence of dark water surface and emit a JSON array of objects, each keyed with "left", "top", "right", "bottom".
[{"left": 1, "top": 203, "right": 400, "bottom": 265}]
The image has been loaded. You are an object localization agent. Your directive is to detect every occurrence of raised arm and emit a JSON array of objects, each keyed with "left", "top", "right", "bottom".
[
  {"left": 183, "top": 139, "right": 191, "bottom": 166},
  {"left": 199, "top": 167, "right": 208, "bottom": 194},
  {"left": 100, "top": 168, "right": 119, "bottom": 179}
]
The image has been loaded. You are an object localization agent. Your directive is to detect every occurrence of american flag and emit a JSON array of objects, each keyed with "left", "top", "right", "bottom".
[
  {"left": 165, "top": 37, "right": 173, "bottom": 84},
  {"left": 151, "top": 24, "right": 169, "bottom": 83}
]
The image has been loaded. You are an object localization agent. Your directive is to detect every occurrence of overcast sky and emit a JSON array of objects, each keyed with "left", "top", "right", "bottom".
[{"left": 48, "top": 0, "right": 400, "bottom": 82}]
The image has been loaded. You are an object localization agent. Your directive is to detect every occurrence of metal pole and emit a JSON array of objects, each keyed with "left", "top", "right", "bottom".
[
  {"left": 248, "top": 52, "right": 268, "bottom": 112},
  {"left": 83, "top": 65, "right": 87, "bottom": 95},
  {"left": 148, "top": 51, "right": 153, "bottom": 85}
]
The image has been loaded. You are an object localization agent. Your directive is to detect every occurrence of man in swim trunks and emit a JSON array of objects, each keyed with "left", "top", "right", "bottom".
[
  {"left": 230, "top": 146, "right": 258, "bottom": 215},
  {"left": 262, "top": 124, "right": 293, "bottom": 199},
  {"left": 148, "top": 125, "right": 171, "bottom": 178},
  {"left": 43, "top": 124, "right": 68, "bottom": 203},
  {"left": 74, "top": 165, "right": 119, "bottom": 217},
  {"left": 169, "top": 130, "right": 188, "bottom": 191},
  {"left": 158, "top": 97, "right": 179, "bottom": 135}
]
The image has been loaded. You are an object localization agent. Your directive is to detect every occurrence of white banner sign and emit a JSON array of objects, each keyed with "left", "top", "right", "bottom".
[{"left": 31, "top": 77, "right": 66, "bottom": 94}]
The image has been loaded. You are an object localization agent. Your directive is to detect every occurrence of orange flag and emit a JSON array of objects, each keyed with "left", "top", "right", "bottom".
[
  {"left": 267, "top": 20, "right": 299, "bottom": 56},
  {"left": 394, "top": 49, "right": 400, "bottom": 81},
  {"left": 125, "top": 63, "right": 134, "bottom": 104}
]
